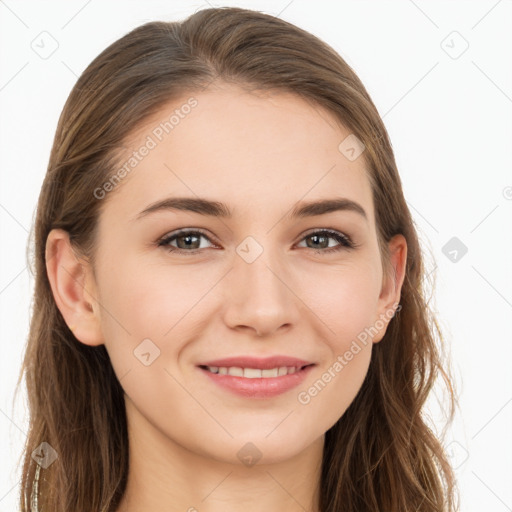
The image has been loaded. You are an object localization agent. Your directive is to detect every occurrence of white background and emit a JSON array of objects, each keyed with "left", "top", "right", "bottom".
[{"left": 1, "top": 1, "right": 511, "bottom": 511}]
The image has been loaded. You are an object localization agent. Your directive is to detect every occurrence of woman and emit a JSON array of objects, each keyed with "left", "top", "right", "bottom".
[{"left": 16, "top": 6, "right": 457, "bottom": 511}]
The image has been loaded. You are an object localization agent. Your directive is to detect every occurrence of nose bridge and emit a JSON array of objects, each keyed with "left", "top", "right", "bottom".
[{"left": 223, "top": 235, "right": 299, "bottom": 335}]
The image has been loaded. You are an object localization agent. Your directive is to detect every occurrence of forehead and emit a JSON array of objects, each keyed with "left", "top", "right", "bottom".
[{"left": 104, "top": 83, "right": 375, "bottom": 225}]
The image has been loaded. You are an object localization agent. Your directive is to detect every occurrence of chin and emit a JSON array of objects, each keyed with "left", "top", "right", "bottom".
[{"left": 214, "top": 430, "right": 317, "bottom": 467}]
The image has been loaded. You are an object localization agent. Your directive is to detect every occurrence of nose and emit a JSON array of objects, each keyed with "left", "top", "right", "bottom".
[{"left": 222, "top": 246, "right": 301, "bottom": 337}]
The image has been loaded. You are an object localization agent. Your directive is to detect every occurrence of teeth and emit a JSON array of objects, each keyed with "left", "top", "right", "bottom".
[
  {"left": 205, "top": 365, "right": 303, "bottom": 377},
  {"left": 243, "top": 368, "right": 262, "bottom": 378},
  {"left": 228, "top": 367, "right": 244, "bottom": 377}
]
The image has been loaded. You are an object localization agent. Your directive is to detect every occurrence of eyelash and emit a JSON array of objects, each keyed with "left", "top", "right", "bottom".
[{"left": 157, "top": 228, "right": 357, "bottom": 255}]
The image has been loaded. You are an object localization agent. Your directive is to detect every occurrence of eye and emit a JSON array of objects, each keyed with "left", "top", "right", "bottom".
[
  {"left": 157, "top": 228, "right": 355, "bottom": 255},
  {"left": 296, "top": 229, "right": 355, "bottom": 253},
  {"left": 158, "top": 229, "right": 217, "bottom": 254}
]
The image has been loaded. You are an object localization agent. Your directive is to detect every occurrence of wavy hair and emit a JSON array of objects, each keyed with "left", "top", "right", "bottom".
[{"left": 15, "top": 7, "right": 458, "bottom": 511}]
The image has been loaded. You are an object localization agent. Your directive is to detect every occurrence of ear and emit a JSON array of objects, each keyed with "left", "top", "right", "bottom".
[
  {"left": 372, "top": 234, "right": 407, "bottom": 344},
  {"left": 45, "top": 229, "right": 104, "bottom": 346}
]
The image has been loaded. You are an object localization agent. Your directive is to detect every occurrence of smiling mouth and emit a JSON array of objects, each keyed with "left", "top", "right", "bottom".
[
  {"left": 197, "top": 362, "right": 316, "bottom": 399},
  {"left": 198, "top": 364, "right": 314, "bottom": 378}
]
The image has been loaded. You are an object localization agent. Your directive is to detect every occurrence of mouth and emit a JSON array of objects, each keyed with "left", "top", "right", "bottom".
[{"left": 196, "top": 357, "right": 316, "bottom": 398}]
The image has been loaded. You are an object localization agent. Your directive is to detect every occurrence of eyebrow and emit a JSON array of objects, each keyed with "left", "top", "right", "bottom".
[{"left": 135, "top": 196, "right": 368, "bottom": 221}]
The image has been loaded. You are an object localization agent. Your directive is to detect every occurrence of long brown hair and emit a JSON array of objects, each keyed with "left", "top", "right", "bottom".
[{"left": 15, "top": 7, "right": 458, "bottom": 511}]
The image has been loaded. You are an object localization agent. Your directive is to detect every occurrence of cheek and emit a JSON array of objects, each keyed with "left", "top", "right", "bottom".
[
  {"left": 290, "top": 261, "right": 379, "bottom": 428},
  {"left": 296, "top": 342, "right": 372, "bottom": 438},
  {"left": 296, "top": 258, "right": 381, "bottom": 340},
  {"left": 295, "top": 296, "right": 375, "bottom": 437},
  {"left": 96, "top": 256, "right": 217, "bottom": 376},
  {"left": 95, "top": 263, "right": 197, "bottom": 424}
]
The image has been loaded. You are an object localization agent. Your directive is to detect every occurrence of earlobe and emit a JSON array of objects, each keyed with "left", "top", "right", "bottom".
[
  {"left": 373, "top": 234, "right": 407, "bottom": 344},
  {"left": 45, "top": 229, "right": 104, "bottom": 346}
]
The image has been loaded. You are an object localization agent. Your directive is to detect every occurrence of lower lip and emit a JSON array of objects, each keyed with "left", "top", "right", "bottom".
[{"left": 198, "top": 365, "right": 315, "bottom": 399}]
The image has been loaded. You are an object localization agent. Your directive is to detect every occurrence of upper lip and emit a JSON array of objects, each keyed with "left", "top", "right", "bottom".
[{"left": 198, "top": 356, "right": 314, "bottom": 370}]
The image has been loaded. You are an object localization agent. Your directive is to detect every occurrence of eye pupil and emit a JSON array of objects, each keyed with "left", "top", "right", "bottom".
[
  {"left": 308, "top": 234, "right": 328, "bottom": 249},
  {"left": 178, "top": 234, "right": 200, "bottom": 249}
]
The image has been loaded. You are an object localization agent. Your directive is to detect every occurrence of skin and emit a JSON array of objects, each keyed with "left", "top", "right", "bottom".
[{"left": 46, "top": 82, "right": 407, "bottom": 512}]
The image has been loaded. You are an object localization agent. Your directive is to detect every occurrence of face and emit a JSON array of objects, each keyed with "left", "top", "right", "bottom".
[{"left": 74, "top": 83, "right": 405, "bottom": 465}]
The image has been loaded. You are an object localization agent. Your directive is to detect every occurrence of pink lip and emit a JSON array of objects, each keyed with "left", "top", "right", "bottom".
[{"left": 197, "top": 356, "right": 315, "bottom": 399}]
